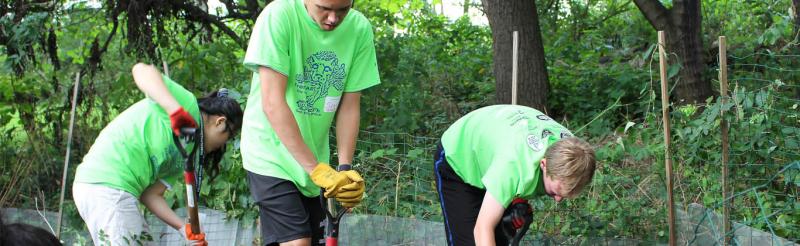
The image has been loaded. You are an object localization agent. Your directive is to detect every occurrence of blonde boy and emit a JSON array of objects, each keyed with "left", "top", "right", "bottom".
[{"left": 434, "top": 104, "right": 596, "bottom": 245}]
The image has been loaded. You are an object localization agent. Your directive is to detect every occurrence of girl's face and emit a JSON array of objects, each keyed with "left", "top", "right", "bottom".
[{"left": 203, "top": 114, "right": 232, "bottom": 153}]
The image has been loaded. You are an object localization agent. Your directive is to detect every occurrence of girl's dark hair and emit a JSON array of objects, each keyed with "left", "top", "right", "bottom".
[
  {"left": 198, "top": 88, "right": 243, "bottom": 136},
  {"left": 0, "top": 224, "right": 62, "bottom": 246},
  {"left": 197, "top": 88, "right": 243, "bottom": 181},
  {"left": 0, "top": 210, "right": 62, "bottom": 246}
]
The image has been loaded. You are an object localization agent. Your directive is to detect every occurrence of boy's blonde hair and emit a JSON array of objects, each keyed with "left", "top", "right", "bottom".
[{"left": 544, "top": 137, "right": 596, "bottom": 198}]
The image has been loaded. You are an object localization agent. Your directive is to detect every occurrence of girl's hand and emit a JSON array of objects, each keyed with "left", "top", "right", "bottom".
[{"left": 169, "top": 107, "right": 197, "bottom": 136}]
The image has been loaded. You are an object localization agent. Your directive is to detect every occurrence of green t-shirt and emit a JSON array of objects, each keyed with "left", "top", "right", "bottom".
[
  {"left": 74, "top": 76, "right": 200, "bottom": 197},
  {"left": 440, "top": 105, "right": 574, "bottom": 207},
  {"left": 240, "top": 0, "right": 381, "bottom": 197}
]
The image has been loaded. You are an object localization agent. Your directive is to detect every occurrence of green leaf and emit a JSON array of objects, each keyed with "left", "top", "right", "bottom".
[
  {"left": 755, "top": 90, "right": 767, "bottom": 106},
  {"left": 407, "top": 148, "right": 424, "bottom": 159},
  {"left": 369, "top": 149, "right": 386, "bottom": 159},
  {"left": 667, "top": 63, "right": 681, "bottom": 79}
]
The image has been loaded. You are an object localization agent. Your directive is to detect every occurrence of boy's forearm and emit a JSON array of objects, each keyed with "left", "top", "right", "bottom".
[
  {"left": 259, "top": 66, "right": 318, "bottom": 173},
  {"left": 335, "top": 92, "right": 361, "bottom": 164},
  {"left": 473, "top": 225, "right": 497, "bottom": 246},
  {"left": 474, "top": 192, "right": 504, "bottom": 245}
]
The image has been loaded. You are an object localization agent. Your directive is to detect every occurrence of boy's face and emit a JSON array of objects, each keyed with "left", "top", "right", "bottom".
[
  {"left": 304, "top": 0, "right": 353, "bottom": 31},
  {"left": 540, "top": 159, "right": 566, "bottom": 202}
]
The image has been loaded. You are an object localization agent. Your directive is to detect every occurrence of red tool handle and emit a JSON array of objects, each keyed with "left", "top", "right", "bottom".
[{"left": 321, "top": 164, "right": 352, "bottom": 245}]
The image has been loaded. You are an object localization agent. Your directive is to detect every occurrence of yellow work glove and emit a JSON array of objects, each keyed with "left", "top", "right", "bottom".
[
  {"left": 310, "top": 163, "right": 353, "bottom": 198},
  {"left": 335, "top": 170, "right": 365, "bottom": 208}
]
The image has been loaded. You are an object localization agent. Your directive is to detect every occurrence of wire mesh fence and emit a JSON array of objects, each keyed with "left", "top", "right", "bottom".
[
  {"left": 674, "top": 49, "right": 800, "bottom": 245},
  {"left": 723, "top": 51, "right": 798, "bottom": 244}
]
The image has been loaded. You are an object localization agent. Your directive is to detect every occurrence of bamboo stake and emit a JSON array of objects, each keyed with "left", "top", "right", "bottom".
[
  {"left": 512, "top": 31, "right": 519, "bottom": 105},
  {"left": 56, "top": 72, "right": 80, "bottom": 238},
  {"left": 162, "top": 59, "right": 170, "bottom": 77},
  {"left": 719, "top": 36, "right": 731, "bottom": 246},
  {"left": 658, "top": 31, "right": 676, "bottom": 246}
]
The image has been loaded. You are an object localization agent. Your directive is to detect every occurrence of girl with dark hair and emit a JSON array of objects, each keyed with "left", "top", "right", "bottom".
[
  {"left": 72, "top": 63, "right": 243, "bottom": 246},
  {"left": 0, "top": 210, "right": 62, "bottom": 246}
]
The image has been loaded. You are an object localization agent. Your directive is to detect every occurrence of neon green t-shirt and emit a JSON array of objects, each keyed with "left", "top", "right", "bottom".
[
  {"left": 440, "top": 105, "right": 574, "bottom": 207},
  {"left": 74, "top": 76, "right": 200, "bottom": 197},
  {"left": 240, "top": 0, "right": 381, "bottom": 197}
]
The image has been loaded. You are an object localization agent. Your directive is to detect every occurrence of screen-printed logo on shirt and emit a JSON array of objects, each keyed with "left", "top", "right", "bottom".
[
  {"left": 296, "top": 51, "right": 347, "bottom": 116},
  {"left": 542, "top": 129, "right": 553, "bottom": 139},
  {"left": 527, "top": 135, "right": 544, "bottom": 151}
]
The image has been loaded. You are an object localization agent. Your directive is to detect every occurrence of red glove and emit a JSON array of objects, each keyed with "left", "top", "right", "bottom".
[
  {"left": 183, "top": 224, "right": 207, "bottom": 246},
  {"left": 169, "top": 107, "right": 197, "bottom": 136}
]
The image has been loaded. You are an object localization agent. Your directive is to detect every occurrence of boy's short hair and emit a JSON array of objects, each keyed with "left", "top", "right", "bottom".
[{"left": 544, "top": 137, "right": 596, "bottom": 198}]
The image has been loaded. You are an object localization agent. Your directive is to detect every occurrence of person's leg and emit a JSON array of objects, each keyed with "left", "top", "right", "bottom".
[
  {"left": 248, "top": 171, "right": 321, "bottom": 246},
  {"left": 73, "top": 183, "right": 150, "bottom": 246},
  {"left": 300, "top": 194, "right": 325, "bottom": 245},
  {"left": 434, "top": 144, "right": 485, "bottom": 246}
]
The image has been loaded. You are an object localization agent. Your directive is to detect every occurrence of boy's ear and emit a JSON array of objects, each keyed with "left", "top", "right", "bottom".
[{"left": 540, "top": 159, "right": 547, "bottom": 169}]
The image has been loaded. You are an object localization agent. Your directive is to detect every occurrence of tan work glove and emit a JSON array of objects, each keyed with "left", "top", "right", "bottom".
[
  {"left": 310, "top": 163, "right": 353, "bottom": 198},
  {"left": 335, "top": 170, "right": 365, "bottom": 208}
]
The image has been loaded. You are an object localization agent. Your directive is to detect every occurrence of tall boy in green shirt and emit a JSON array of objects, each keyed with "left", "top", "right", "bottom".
[{"left": 241, "top": 0, "right": 380, "bottom": 244}]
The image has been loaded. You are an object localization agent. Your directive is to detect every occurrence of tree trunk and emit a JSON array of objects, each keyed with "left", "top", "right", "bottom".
[
  {"left": 634, "top": 0, "right": 712, "bottom": 105},
  {"left": 481, "top": 0, "right": 550, "bottom": 111},
  {"left": 793, "top": 0, "right": 800, "bottom": 36}
]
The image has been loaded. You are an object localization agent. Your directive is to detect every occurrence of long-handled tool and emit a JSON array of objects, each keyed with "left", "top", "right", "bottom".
[
  {"left": 501, "top": 198, "right": 533, "bottom": 246},
  {"left": 172, "top": 127, "right": 203, "bottom": 235},
  {"left": 320, "top": 164, "right": 352, "bottom": 246}
]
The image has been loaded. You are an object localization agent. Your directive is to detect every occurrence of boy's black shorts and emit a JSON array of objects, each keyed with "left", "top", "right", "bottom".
[
  {"left": 247, "top": 171, "right": 324, "bottom": 246},
  {"left": 435, "top": 143, "right": 509, "bottom": 246}
]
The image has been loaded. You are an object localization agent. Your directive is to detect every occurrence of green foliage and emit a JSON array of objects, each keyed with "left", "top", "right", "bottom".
[{"left": 362, "top": 12, "right": 494, "bottom": 135}]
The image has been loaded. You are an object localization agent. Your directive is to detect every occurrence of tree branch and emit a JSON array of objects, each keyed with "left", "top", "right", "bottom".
[
  {"left": 172, "top": 1, "right": 245, "bottom": 48},
  {"left": 633, "top": 0, "right": 671, "bottom": 31}
]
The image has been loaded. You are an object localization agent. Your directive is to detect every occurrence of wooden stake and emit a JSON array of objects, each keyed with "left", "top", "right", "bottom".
[
  {"left": 719, "top": 36, "right": 731, "bottom": 246},
  {"left": 512, "top": 31, "right": 519, "bottom": 105},
  {"left": 56, "top": 72, "right": 80, "bottom": 238},
  {"left": 162, "top": 59, "right": 170, "bottom": 77},
  {"left": 658, "top": 31, "right": 676, "bottom": 246}
]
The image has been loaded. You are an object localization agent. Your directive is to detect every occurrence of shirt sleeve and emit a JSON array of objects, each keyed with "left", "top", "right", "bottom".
[
  {"left": 157, "top": 157, "right": 184, "bottom": 191},
  {"left": 161, "top": 75, "right": 198, "bottom": 114},
  {"left": 243, "top": 5, "right": 291, "bottom": 76},
  {"left": 344, "top": 23, "right": 381, "bottom": 92},
  {"left": 481, "top": 157, "right": 522, "bottom": 208},
  {"left": 159, "top": 179, "right": 174, "bottom": 190}
]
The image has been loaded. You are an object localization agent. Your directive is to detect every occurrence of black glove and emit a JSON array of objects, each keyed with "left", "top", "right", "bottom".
[{"left": 501, "top": 198, "right": 533, "bottom": 245}]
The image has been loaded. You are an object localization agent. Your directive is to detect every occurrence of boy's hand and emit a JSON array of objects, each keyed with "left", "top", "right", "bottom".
[
  {"left": 169, "top": 107, "right": 197, "bottom": 136},
  {"left": 180, "top": 224, "right": 208, "bottom": 246},
  {"left": 500, "top": 198, "right": 533, "bottom": 241},
  {"left": 335, "top": 170, "right": 365, "bottom": 207},
  {"left": 311, "top": 163, "right": 353, "bottom": 198}
]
